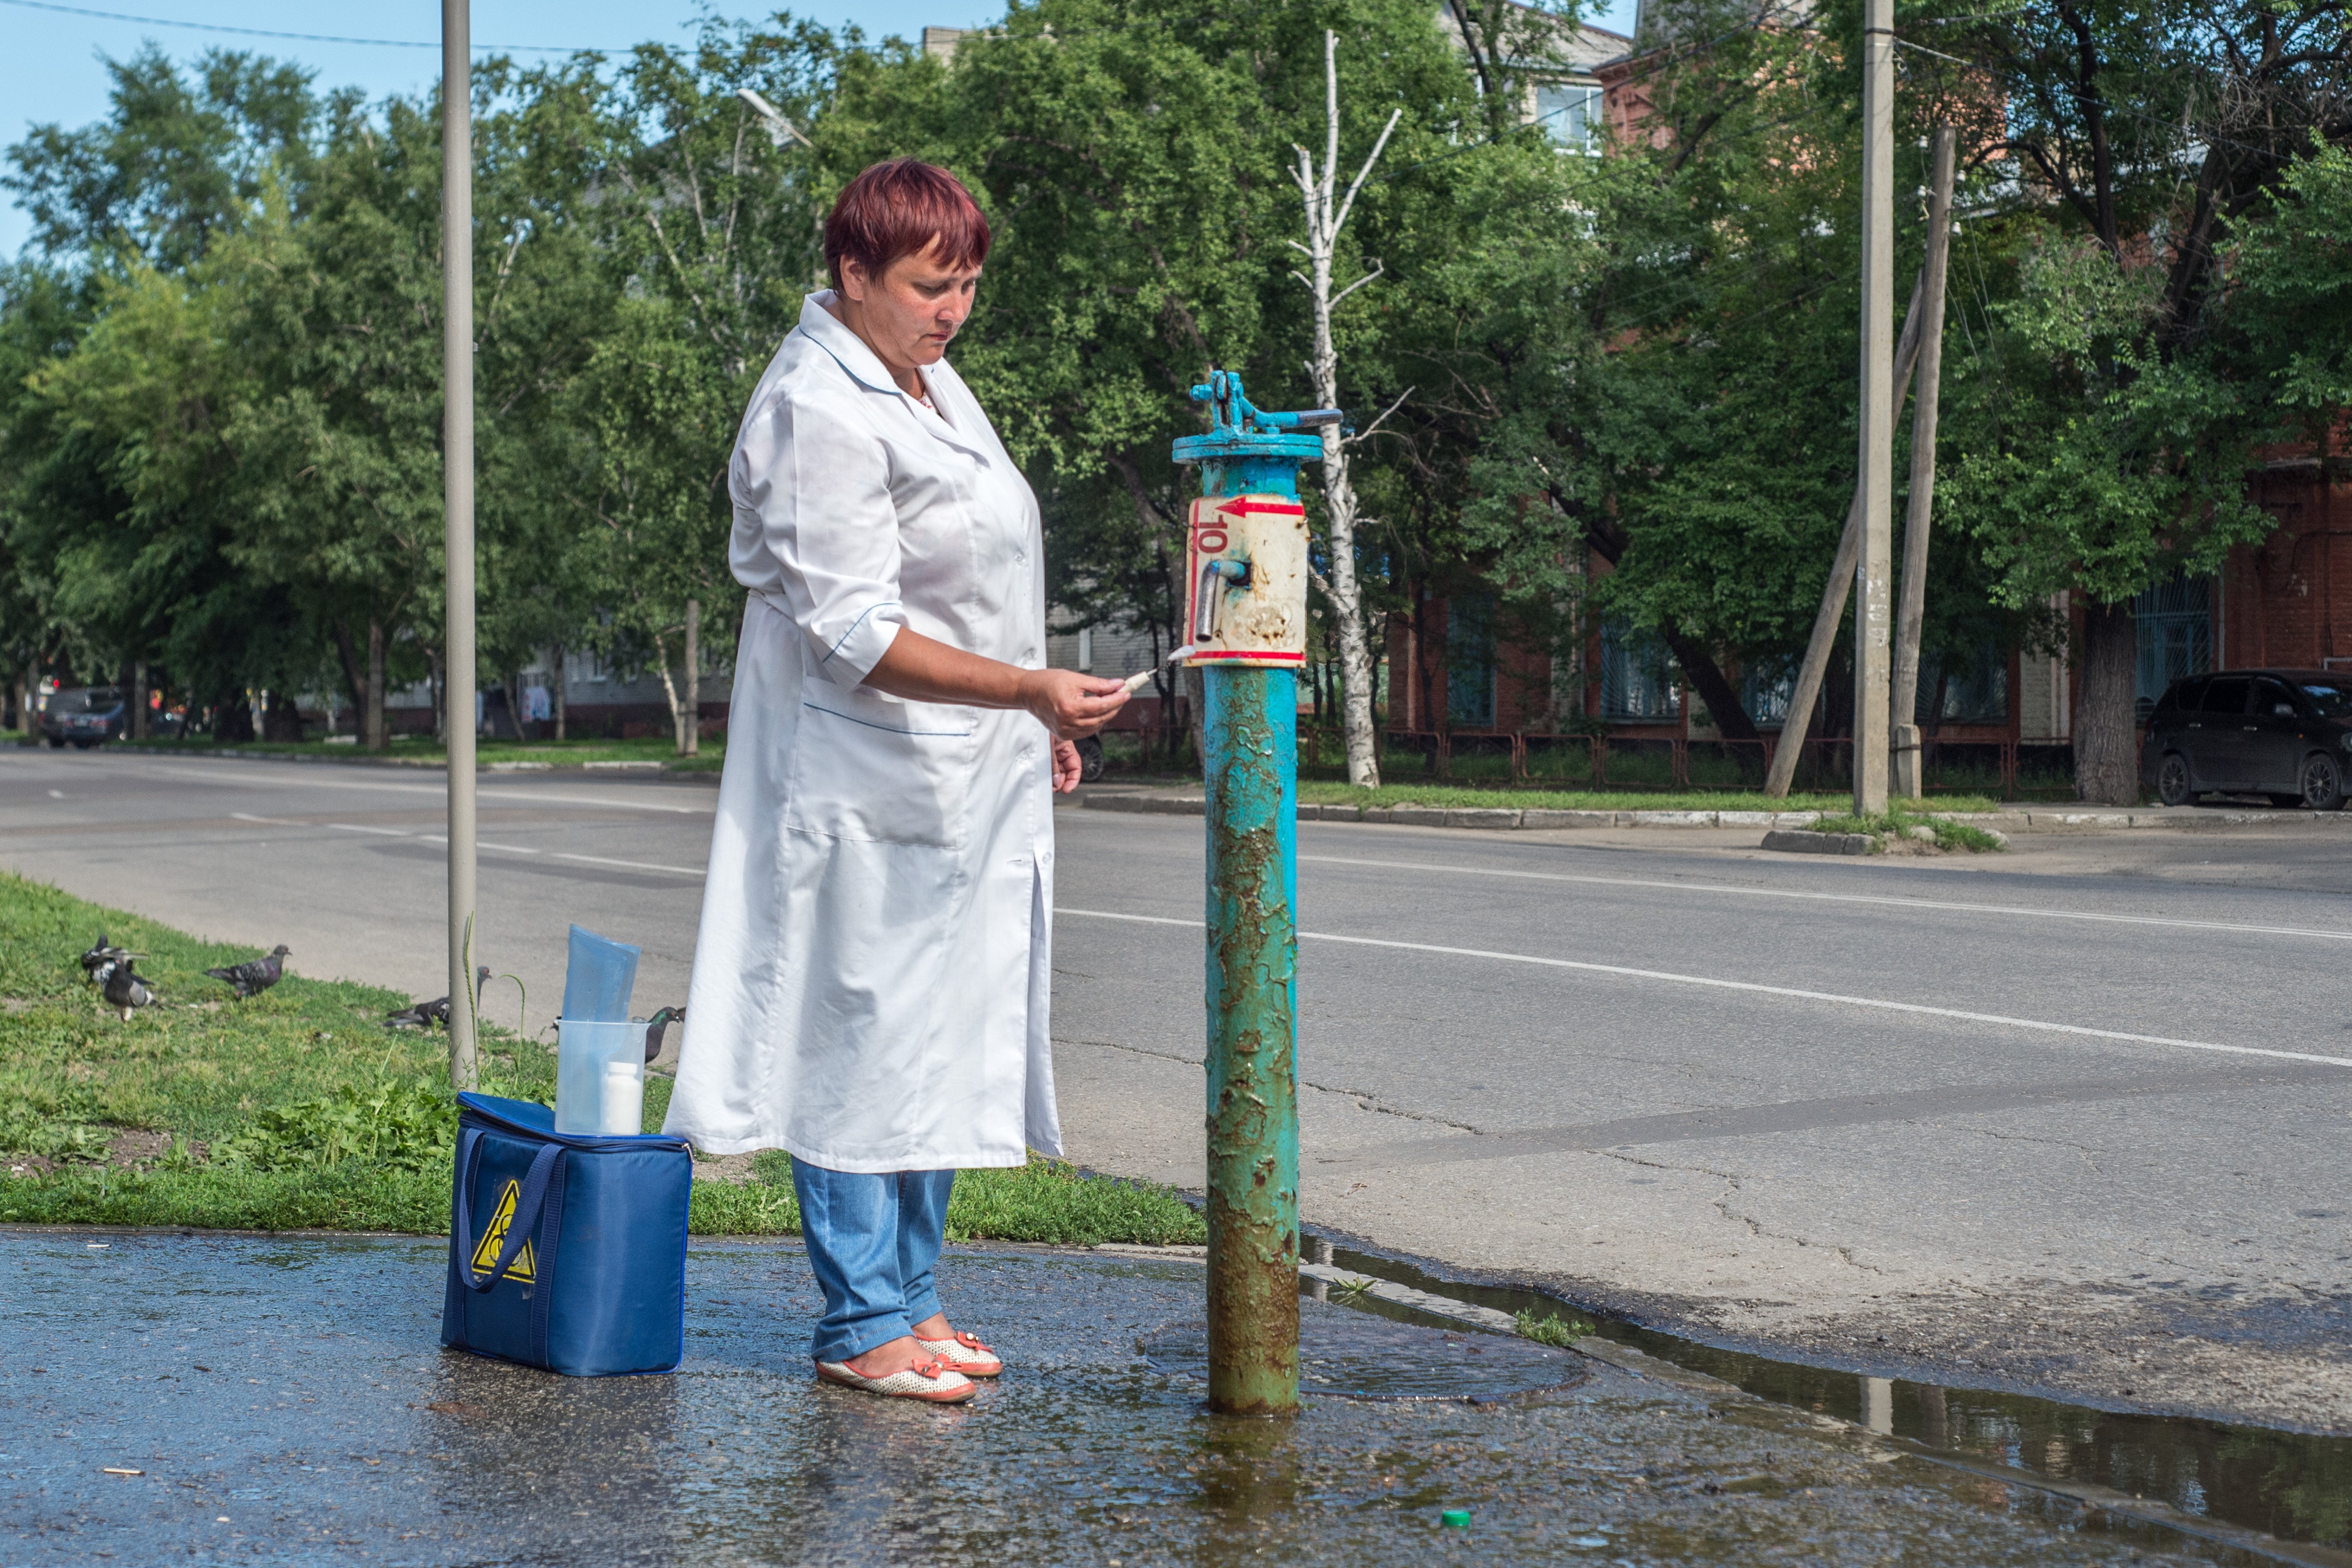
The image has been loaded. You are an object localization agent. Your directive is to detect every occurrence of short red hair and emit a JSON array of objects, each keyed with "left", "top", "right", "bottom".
[{"left": 823, "top": 158, "right": 991, "bottom": 289}]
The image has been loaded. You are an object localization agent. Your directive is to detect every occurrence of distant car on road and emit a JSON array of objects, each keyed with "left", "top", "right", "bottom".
[
  {"left": 39, "top": 686, "right": 126, "bottom": 750},
  {"left": 2142, "top": 669, "right": 2352, "bottom": 810}
]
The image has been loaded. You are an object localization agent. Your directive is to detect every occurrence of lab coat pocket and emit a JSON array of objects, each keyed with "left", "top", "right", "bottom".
[{"left": 786, "top": 686, "right": 978, "bottom": 849}]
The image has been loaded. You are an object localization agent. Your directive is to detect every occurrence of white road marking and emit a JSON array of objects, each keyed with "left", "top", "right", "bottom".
[
  {"left": 46, "top": 790, "right": 64, "bottom": 799},
  {"left": 551, "top": 852, "right": 705, "bottom": 877},
  {"left": 219, "top": 810, "right": 701, "bottom": 875},
  {"left": 1299, "top": 852, "right": 2352, "bottom": 945},
  {"left": 1058, "top": 907, "right": 2352, "bottom": 1071},
  {"left": 143, "top": 763, "right": 709, "bottom": 814}
]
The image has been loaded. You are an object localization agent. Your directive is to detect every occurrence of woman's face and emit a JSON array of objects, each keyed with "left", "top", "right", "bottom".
[{"left": 839, "top": 244, "right": 982, "bottom": 372}]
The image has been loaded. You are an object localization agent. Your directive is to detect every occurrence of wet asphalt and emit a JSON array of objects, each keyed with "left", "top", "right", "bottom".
[
  {"left": 12, "top": 748, "right": 2352, "bottom": 1433},
  {"left": 0, "top": 1231, "right": 2224, "bottom": 1566}
]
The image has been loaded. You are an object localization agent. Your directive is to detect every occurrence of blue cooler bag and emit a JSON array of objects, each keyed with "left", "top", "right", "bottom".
[{"left": 441, "top": 1092, "right": 693, "bottom": 1377}]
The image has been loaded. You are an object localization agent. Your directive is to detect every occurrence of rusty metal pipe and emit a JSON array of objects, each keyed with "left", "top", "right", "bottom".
[{"left": 1203, "top": 663, "right": 1301, "bottom": 1416}]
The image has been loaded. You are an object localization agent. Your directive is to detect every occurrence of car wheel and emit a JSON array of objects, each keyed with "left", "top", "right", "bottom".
[
  {"left": 2156, "top": 752, "right": 2193, "bottom": 807},
  {"left": 1076, "top": 736, "right": 1105, "bottom": 784},
  {"left": 2300, "top": 752, "right": 2347, "bottom": 811},
  {"left": 44, "top": 735, "right": 64, "bottom": 749}
]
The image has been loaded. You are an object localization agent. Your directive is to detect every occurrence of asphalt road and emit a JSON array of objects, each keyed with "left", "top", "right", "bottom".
[{"left": 10, "top": 746, "right": 2352, "bottom": 1432}]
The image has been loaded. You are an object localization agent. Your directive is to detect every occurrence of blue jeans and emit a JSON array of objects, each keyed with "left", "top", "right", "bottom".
[{"left": 789, "top": 1158, "right": 956, "bottom": 1363}]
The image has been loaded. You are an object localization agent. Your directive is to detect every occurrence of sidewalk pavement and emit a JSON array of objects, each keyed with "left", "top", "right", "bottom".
[
  {"left": 1082, "top": 788, "right": 2352, "bottom": 835},
  {"left": 0, "top": 1231, "right": 2210, "bottom": 1565}
]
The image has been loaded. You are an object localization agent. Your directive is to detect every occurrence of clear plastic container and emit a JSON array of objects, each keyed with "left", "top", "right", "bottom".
[{"left": 556, "top": 1018, "right": 647, "bottom": 1135}]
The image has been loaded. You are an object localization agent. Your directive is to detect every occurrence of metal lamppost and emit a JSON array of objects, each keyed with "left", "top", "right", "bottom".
[
  {"left": 1173, "top": 371, "right": 1340, "bottom": 1417},
  {"left": 442, "top": 0, "right": 479, "bottom": 1089}
]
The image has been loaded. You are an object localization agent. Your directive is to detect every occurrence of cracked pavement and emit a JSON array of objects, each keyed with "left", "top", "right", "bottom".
[{"left": 11, "top": 749, "right": 2352, "bottom": 1437}]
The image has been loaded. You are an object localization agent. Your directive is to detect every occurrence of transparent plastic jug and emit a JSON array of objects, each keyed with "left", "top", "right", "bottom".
[
  {"left": 561, "top": 926, "right": 640, "bottom": 1024},
  {"left": 555, "top": 1019, "right": 646, "bottom": 1135}
]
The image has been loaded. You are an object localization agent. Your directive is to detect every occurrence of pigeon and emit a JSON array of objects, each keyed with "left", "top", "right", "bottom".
[
  {"left": 643, "top": 1006, "right": 685, "bottom": 1063},
  {"left": 206, "top": 945, "right": 290, "bottom": 999},
  {"left": 103, "top": 961, "right": 158, "bottom": 1021},
  {"left": 382, "top": 996, "right": 451, "bottom": 1031},
  {"left": 79, "top": 933, "right": 134, "bottom": 985},
  {"left": 382, "top": 968, "right": 492, "bottom": 1030}
]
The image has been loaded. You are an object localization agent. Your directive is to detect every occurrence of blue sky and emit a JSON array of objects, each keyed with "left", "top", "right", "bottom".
[{"left": 2, "top": 0, "right": 1641, "bottom": 258}]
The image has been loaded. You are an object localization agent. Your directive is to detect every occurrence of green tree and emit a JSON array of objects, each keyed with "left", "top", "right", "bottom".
[{"left": 1934, "top": 0, "right": 2352, "bottom": 801}]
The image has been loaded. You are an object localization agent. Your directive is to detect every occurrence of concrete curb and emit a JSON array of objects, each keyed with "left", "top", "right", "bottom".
[
  {"left": 1082, "top": 793, "right": 1828, "bottom": 831},
  {"left": 1080, "top": 790, "right": 2352, "bottom": 835},
  {"left": 1761, "top": 829, "right": 1877, "bottom": 855}
]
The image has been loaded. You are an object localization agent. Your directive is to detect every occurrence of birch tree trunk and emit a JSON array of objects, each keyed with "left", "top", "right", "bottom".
[
  {"left": 682, "top": 597, "right": 701, "bottom": 758},
  {"left": 1292, "top": 31, "right": 1402, "bottom": 790}
]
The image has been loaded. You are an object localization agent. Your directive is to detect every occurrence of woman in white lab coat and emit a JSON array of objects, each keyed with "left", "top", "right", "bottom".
[{"left": 664, "top": 160, "right": 1126, "bottom": 1403}]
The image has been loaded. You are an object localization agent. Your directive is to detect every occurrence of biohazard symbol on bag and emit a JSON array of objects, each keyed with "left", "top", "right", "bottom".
[{"left": 469, "top": 1178, "right": 536, "bottom": 1283}]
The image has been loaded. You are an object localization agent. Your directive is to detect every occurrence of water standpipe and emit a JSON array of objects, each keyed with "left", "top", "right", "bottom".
[{"left": 1171, "top": 370, "right": 1341, "bottom": 1417}]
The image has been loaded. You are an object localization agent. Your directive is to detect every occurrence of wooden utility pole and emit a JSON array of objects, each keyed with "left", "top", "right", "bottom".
[
  {"left": 1761, "top": 275, "right": 1930, "bottom": 799},
  {"left": 442, "top": 0, "right": 479, "bottom": 1091},
  {"left": 1890, "top": 125, "right": 1958, "bottom": 799},
  {"left": 1853, "top": 0, "right": 1897, "bottom": 815}
]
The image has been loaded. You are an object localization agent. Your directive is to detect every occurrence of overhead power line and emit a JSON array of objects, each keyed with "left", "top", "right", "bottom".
[{"left": 0, "top": 0, "right": 603, "bottom": 53}]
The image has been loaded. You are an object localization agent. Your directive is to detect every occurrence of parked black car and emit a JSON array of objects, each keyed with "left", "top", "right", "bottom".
[
  {"left": 39, "top": 686, "right": 126, "bottom": 749},
  {"left": 2141, "top": 669, "right": 2352, "bottom": 810}
]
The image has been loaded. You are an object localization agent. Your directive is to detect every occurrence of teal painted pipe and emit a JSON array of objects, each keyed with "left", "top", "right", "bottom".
[
  {"left": 1202, "top": 662, "right": 1300, "bottom": 1416},
  {"left": 1178, "top": 370, "right": 1317, "bottom": 1418}
]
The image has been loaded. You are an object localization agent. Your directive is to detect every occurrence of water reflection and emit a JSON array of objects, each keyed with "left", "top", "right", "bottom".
[
  {"left": 1862, "top": 1376, "right": 1893, "bottom": 1436},
  {"left": 1187, "top": 1414, "right": 1306, "bottom": 1565},
  {"left": 1328, "top": 1241, "right": 2352, "bottom": 1554}
]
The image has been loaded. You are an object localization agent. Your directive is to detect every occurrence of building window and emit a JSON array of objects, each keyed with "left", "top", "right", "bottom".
[
  {"left": 1448, "top": 590, "right": 1496, "bottom": 727},
  {"left": 1535, "top": 83, "right": 1603, "bottom": 153},
  {"left": 2134, "top": 575, "right": 2212, "bottom": 722},
  {"left": 1917, "top": 644, "right": 2009, "bottom": 725},
  {"left": 1599, "top": 621, "right": 1679, "bottom": 720},
  {"left": 1741, "top": 659, "right": 1795, "bottom": 729}
]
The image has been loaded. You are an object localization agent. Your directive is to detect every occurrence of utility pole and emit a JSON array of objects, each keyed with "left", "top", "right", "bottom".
[
  {"left": 1761, "top": 276, "right": 1929, "bottom": 800},
  {"left": 442, "top": 0, "right": 478, "bottom": 1090},
  {"left": 1853, "top": 0, "right": 1897, "bottom": 815},
  {"left": 1890, "top": 125, "right": 1958, "bottom": 798}
]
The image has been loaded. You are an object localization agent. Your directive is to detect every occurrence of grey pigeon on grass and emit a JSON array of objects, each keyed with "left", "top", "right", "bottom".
[
  {"left": 104, "top": 962, "right": 158, "bottom": 1021},
  {"left": 79, "top": 933, "right": 136, "bottom": 987},
  {"left": 383, "top": 968, "right": 492, "bottom": 1031},
  {"left": 206, "top": 945, "right": 290, "bottom": 999},
  {"left": 643, "top": 1005, "right": 685, "bottom": 1063}
]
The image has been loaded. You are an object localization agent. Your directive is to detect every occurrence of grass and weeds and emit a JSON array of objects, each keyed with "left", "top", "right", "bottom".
[
  {"left": 0, "top": 872, "right": 1200, "bottom": 1244},
  {"left": 1292, "top": 781, "right": 2003, "bottom": 815},
  {"left": 108, "top": 733, "right": 724, "bottom": 773},
  {"left": 1806, "top": 804, "right": 2008, "bottom": 853},
  {"left": 1515, "top": 1310, "right": 1596, "bottom": 1347},
  {"left": 744, "top": 1150, "right": 1205, "bottom": 1247}
]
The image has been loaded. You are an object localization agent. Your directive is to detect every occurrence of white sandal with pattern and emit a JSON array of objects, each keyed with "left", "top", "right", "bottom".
[
  {"left": 915, "top": 1330, "right": 1003, "bottom": 1378},
  {"left": 814, "top": 1353, "right": 976, "bottom": 1403}
]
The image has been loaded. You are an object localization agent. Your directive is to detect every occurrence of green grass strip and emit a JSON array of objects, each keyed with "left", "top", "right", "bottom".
[
  {"left": 0, "top": 872, "right": 1203, "bottom": 1245},
  {"left": 1293, "top": 781, "right": 2002, "bottom": 814}
]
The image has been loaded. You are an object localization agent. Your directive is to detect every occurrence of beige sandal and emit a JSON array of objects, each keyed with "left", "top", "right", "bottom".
[
  {"left": 916, "top": 1330, "right": 1003, "bottom": 1378},
  {"left": 814, "top": 1353, "right": 976, "bottom": 1403}
]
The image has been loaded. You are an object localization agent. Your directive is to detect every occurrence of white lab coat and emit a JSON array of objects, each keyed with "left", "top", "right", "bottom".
[{"left": 663, "top": 292, "right": 1060, "bottom": 1172}]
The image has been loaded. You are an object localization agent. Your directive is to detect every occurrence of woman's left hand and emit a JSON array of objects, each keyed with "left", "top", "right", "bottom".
[{"left": 1051, "top": 739, "right": 1084, "bottom": 794}]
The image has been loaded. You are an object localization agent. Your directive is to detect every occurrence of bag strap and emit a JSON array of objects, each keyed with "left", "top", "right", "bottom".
[
  {"left": 527, "top": 1142, "right": 570, "bottom": 1366},
  {"left": 452, "top": 1132, "right": 562, "bottom": 1295}
]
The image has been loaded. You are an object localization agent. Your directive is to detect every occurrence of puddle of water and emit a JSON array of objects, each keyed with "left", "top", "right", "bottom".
[{"left": 1318, "top": 1239, "right": 2352, "bottom": 1558}]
